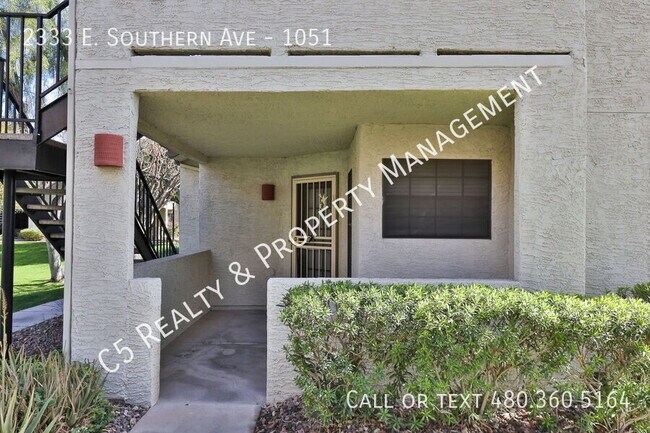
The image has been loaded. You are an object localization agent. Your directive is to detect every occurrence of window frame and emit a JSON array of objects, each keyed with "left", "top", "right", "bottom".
[{"left": 381, "top": 158, "right": 492, "bottom": 240}]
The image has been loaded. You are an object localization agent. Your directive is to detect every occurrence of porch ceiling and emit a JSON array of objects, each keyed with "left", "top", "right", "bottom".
[{"left": 138, "top": 90, "right": 513, "bottom": 159}]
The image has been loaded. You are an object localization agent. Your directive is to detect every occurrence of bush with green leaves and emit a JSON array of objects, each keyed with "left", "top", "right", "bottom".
[
  {"left": 18, "top": 228, "right": 44, "bottom": 241},
  {"left": 616, "top": 282, "right": 650, "bottom": 303},
  {"left": 0, "top": 346, "right": 111, "bottom": 433},
  {"left": 281, "top": 282, "right": 650, "bottom": 432}
]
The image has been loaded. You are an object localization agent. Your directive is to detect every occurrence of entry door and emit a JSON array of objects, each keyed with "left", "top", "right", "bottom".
[{"left": 291, "top": 174, "right": 338, "bottom": 278}]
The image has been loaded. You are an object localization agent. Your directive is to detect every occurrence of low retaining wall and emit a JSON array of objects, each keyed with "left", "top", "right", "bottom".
[
  {"left": 267, "top": 277, "right": 519, "bottom": 403},
  {"left": 134, "top": 249, "right": 213, "bottom": 347},
  {"left": 125, "top": 277, "right": 162, "bottom": 406}
]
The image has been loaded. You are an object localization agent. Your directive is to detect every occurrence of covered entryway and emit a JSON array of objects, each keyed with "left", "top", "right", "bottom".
[{"left": 126, "top": 89, "right": 516, "bottom": 416}]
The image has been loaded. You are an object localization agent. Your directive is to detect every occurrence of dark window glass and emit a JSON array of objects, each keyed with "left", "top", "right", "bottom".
[{"left": 382, "top": 159, "right": 491, "bottom": 239}]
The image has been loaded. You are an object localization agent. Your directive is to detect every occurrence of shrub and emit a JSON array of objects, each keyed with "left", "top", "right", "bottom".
[
  {"left": 0, "top": 345, "right": 111, "bottom": 432},
  {"left": 617, "top": 282, "right": 650, "bottom": 303},
  {"left": 281, "top": 282, "right": 650, "bottom": 432},
  {"left": 19, "top": 228, "right": 44, "bottom": 241}
]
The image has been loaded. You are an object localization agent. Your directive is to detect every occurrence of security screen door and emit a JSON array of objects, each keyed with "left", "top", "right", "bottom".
[{"left": 291, "top": 174, "right": 338, "bottom": 278}]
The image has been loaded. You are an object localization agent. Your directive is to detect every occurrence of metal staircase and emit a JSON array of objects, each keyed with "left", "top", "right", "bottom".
[
  {"left": 0, "top": 0, "right": 69, "bottom": 175},
  {"left": 0, "top": 1, "right": 177, "bottom": 342},
  {"left": 15, "top": 179, "right": 66, "bottom": 256},
  {"left": 135, "top": 161, "right": 178, "bottom": 260}
]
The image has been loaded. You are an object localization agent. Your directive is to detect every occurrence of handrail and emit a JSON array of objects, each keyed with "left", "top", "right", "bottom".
[
  {"left": 0, "top": 60, "right": 35, "bottom": 130},
  {"left": 135, "top": 161, "right": 178, "bottom": 259},
  {"left": 0, "top": 1, "right": 69, "bottom": 136},
  {"left": 41, "top": 77, "right": 68, "bottom": 98},
  {"left": 0, "top": 1, "right": 69, "bottom": 19},
  {"left": 43, "top": 0, "right": 69, "bottom": 19},
  {"left": 34, "top": 15, "right": 43, "bottom": 138}
]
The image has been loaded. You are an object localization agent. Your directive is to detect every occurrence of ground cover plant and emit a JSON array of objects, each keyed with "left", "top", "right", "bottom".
[
  {"left": 281, "top": 282, "right": 650, "bottom": 433},
  {"left": 0, "top": 341, "right": 112, "bottom": 433},
  {"left": 617, "top": 282, "right": 650, "bottom": 303},
  {"left": 10, "top": 317, "right": 148, "bottom": 433}
]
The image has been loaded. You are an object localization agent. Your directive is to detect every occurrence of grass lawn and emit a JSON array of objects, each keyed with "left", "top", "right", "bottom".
[{"left": 0, "top": 241, "right": 64, "bottom": 312}]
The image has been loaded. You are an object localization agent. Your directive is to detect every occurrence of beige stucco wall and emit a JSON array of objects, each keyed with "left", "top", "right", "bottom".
[
  {"left": 75, "top": 1, "right": 585, "bottom": 60},
  {"left": 69, "top": 83, "right": 141, "bottom": 399},
  {"left": 512, "top": 66, "right": 587, "bottom": 294},
  {"left": 200, "top": 151, "right": 349, "bottom": 307},
  {"left": 125, "top": 278, "right": 162, "bottom": 406},
  {"left": 134, "top": 250, "right": 214, "bottom": 347},
  {"left": 350, "top": 124, "right": 514, "bottom": 280},
  {"left": 584, "top": 0, "right": 650, "bottom": 294},
  {"left": 179, "top": 164, "right": 201, "bottom": 254},
  {"left": 198, "top": 124, "right": 515, "bottom": 307},
  {"left": 585, "top": 114, "right": 649, "bottom": 295}
]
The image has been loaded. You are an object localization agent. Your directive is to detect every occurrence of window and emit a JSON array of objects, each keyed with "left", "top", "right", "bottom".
[{"left": 382, "top": 159, "right": 491, "bottom": 239}]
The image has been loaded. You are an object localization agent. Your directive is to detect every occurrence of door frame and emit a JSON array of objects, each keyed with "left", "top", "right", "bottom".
[
  {"left": 290, "top": 172, "right": 339, "bottom": 278},
  {"left": 347, "top": 169, "right": 352, "bottom": 277}
]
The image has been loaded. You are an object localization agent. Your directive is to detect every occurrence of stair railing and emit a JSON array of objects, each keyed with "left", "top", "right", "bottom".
[
  {"left": 25, "top": 179, "right": 65, "bottom": 219},
  {"left": 0, "top": 0, "right": 69, "bottom": 136},
  {"left": 20, "top": 179, "right": 66, "bottom": 257},
  {"left": 135, "top": 161, "right": 178, "bottom": 259}
]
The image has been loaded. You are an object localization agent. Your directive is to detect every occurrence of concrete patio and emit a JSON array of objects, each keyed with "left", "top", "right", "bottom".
[{"left": 131, "top": 310, "right": 266, "bottom": 433}]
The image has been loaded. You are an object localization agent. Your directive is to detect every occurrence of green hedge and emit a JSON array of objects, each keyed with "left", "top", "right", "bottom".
[
  {"left": 19, "top": 228, "right": 44, "bottom": 241},
  {"left": 281, "top": 282, "right": 650, "bottom": 432}
]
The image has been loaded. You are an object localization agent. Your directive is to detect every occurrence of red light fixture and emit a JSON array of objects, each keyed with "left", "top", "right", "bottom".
[
  {"left": 262, "top": 184, "right": 275, "bottom": 200},
  {"left": 94, "top": 133, "right": 124, "bottom": 167}
]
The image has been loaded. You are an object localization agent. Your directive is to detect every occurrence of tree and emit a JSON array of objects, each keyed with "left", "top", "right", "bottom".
[
  {"left": 137, "top": 137, "right": 180, "bottom": 208},
  {"left": 0, "top": 0, "right": 60, "bottom": 13},
  {"left": 45, "top": 239, "right": 63, "bottom": 281}
]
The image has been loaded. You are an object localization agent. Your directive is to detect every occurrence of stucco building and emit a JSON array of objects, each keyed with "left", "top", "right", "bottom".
[{"left": 0, "top": 0, "right": 647, "bottom": 420}]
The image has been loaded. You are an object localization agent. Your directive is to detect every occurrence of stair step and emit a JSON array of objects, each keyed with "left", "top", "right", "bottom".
[
  {"left": 0, "top": 133, "right": 33, "bottom": 140},
  {"left": 26, "top": 204, "right": 65, "bottom": 211},
  {"left": 38, "top": 219, "right": 65, "bottom": 226},
  {"left": 16, "top": 188, "right": 66, "bottom": 195},
  {"left": 50, "top": 233, "right": 65, "bottom": 239}
]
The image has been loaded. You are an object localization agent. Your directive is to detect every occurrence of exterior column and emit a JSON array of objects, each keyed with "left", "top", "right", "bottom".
[
  {"left": 1, "top": 169, "right": 15, "bottom": 345},
  {"left": 179, "top": 164, "right": 200, "bottom": 254},
  {"left": 69, "top": 87, "right": 141, "bottom": 398},
  {"left": 512, "top": 63, "right": 587, "bottom": 294}
]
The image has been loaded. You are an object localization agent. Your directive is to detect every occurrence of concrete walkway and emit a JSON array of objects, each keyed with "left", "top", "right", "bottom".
[
  {"left": 14, "top": 299, "right": 63, "bottom": 331},
  {"left": 131, "top": 310, "right": 266, "bottom": 433}
]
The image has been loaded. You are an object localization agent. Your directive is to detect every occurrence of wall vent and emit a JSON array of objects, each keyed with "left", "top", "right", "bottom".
[
  {"left": 437, "top": 48, "right": 571, "bottom": 56},
  {"left": 131, "top": 48, "right": 272, "bottom": 56},
  {"left": 287, "top": 48, "right": 421, "bottom": 56}
]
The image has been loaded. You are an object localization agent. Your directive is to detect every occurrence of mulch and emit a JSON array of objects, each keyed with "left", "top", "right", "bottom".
[
  {"left": 12, "top": 315, "right": 63, "bottom": 356},
  {"left": 11, "top": 314, "right": 148, "bottom": 433},
  {"left": 255, "top": 396, "right": 586, "bottom": 433},
  {"left": 102, "top": 401, "right": 149, "bottom": 433}
]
